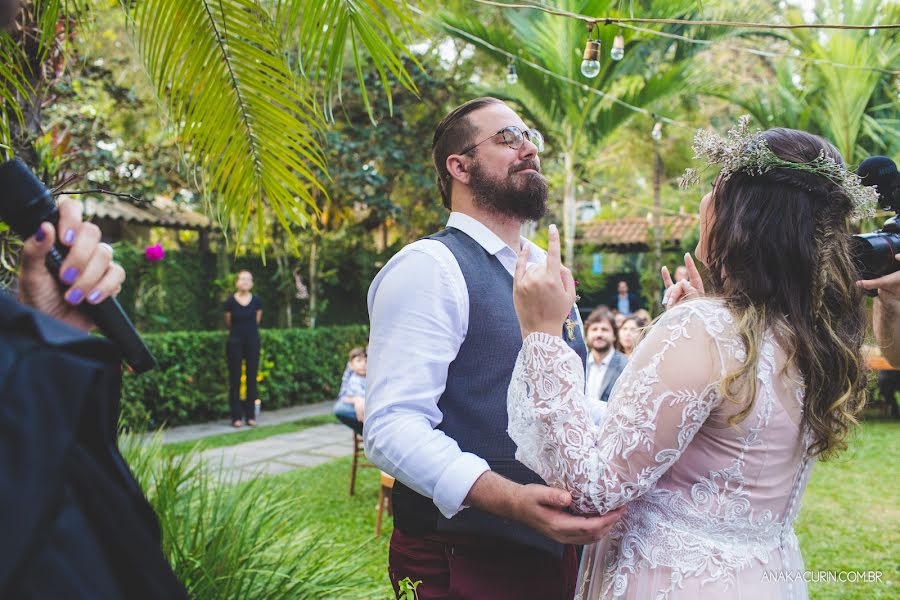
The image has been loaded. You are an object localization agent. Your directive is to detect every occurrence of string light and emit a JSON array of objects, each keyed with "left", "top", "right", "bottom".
[
  {"left": 472, "top": 0, "right": 900, "bottom": 30},
  {"left": 506, "top": 57, "right": 518, "bottom": 84},
  {"left": 581, "top": 23, "right": 601, "bottom": 78},
  {"left": 611, "top": 34, "right": 625, "bottom": 61},
  {"left": 474, "top": 0, "right": 900, "bottom": 76},
  {"left": 411, "top": 6, "right": 689, "bottom": 127}
]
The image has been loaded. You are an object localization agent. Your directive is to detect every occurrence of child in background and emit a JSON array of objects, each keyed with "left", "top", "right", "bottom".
[{"left": 333, "top": 347, "right": 367, "bottom": 434}]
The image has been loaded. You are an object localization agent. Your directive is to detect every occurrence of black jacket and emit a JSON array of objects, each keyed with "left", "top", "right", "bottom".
[{"left": 0, "top": 293, "right": 187, "bottom": 599}]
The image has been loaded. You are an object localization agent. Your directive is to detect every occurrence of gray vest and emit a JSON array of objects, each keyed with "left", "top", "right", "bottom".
[{"left": 391, "top": 227, "right": 587, "bottom": 557}]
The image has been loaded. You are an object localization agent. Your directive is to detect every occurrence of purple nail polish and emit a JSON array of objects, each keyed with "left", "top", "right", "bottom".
[
  {"left": 66, "top": 288, "right": 84, "bottom": 304},
  {"left": 61, "top": 267, "right": 78, "bottom": 285},
  {"left": 87, "top": 290, "right": 103, "bottom": 304},
  {"left": 34, "top": 228, "right": 45, "bottom": 242},
  {"left": 63, "top": 229, "right": 75, "bottom": 244}
]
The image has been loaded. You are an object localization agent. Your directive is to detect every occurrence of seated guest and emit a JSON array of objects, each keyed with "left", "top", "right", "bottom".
[
  {"left": 333, "top": 346, "right": 367, "bottom": 434},
  {"left": 583, "top": 308, "right": 628, "bottom": 424}
]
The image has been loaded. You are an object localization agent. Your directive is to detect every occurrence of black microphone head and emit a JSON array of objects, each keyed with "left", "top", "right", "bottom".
[
  {"left": 0, "top": 158, "right": 58, "bottom": 238},
  {"left": 857, "top": 156, "right": 899, "bottom": 208}
]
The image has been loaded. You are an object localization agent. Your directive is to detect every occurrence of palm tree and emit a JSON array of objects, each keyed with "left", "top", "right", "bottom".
[
  {"left": 728, "top": 0, "right": 900, "bottom": 165},
  {"left": 437, "top": 0, "right": 744, "bottom": 265},
  {"left": 0, "top": 0, "right": 421, "bottom": 244}
]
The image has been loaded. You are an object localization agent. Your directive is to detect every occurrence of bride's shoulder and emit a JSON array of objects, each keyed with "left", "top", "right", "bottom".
[{"left": 657, "top": 297, "right": 735, "bottom": 336}]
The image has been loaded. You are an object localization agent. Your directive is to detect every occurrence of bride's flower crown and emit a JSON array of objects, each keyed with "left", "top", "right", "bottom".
[{"left": 679, "top": 116, "right": 877, "bottom": 220}]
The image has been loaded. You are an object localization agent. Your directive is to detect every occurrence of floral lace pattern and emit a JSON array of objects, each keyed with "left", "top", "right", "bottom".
[{"left": 507, "top": 299, "right": 814, "bottom": 599}]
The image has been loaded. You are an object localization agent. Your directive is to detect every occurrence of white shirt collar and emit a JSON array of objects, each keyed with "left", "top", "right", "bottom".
[
  {"left": 447, "top": 212, "right": 544, "bottom": 260},
  {"left": 588, "top": 349, "right": 615, "bottom": 367}
]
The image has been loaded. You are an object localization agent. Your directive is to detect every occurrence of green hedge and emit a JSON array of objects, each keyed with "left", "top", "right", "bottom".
[{"left": 120, "top": 325, "right": 369, "bottom": 429}]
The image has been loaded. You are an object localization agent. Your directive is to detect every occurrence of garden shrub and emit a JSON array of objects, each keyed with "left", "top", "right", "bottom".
[{"left": 120, "top": 325, "right": 368, "bottom": 429}]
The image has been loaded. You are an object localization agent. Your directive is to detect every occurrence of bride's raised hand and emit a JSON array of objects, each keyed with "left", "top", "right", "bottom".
[
  {"left": 661, "top": 252, "right": 704, "bottom": 309},
  {"left": 513, "top": 224, "right": 576, "bottom": 339}
]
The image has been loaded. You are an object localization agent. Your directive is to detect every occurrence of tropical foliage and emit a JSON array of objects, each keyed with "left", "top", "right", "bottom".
[{"left": 728, "top": 0, "right": 900, "bottom": 165}]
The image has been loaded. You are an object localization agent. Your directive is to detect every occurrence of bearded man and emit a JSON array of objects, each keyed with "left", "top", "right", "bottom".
[{"left": 365, "top": 97, "right": 623, "bottom": 600}]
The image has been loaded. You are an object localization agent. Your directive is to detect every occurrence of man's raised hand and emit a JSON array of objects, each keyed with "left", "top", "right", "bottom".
[{"left": 513, "top": 224, "right": 576, "bottom": 339}]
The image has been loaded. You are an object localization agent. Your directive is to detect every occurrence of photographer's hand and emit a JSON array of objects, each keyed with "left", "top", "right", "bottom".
[
  {"left": 858, "top": 254, "right": 900, "bottom": 368},
  {"left": 18, "top": 198, "right": 125, "bottom": 332}
]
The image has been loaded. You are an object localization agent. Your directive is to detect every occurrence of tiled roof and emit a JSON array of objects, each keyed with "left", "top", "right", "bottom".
[
  {"left": 580, "top": 215, "right": 698, "bottom": 250},
  {"left": 83, "top": 195, "right": 214, "bottom": 230}
]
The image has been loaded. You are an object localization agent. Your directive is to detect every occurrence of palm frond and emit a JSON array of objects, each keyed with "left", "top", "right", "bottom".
[
  {"left": 121, "top": 0, "right": 328, "bottom": 247},
  {"left": 276, "top": 0, "right": 423, "bottom": 124}
]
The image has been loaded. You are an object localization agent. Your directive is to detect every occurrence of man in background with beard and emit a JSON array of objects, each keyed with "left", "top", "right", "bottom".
[{"left": 365, "top": 98, "right": 623, "bottom": 600}]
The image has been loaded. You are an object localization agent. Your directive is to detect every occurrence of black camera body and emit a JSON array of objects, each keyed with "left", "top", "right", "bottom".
[{"left": 850, "top": 156, "right": 900, "bottom": 290}]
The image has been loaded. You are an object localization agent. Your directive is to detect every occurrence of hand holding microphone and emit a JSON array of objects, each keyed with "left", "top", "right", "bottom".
[
  {"left": 18, "top": 198, "right": 125, "bottom": 332},
  {"left": 0, "top": 158, "right": 156, "bottom": 373}
]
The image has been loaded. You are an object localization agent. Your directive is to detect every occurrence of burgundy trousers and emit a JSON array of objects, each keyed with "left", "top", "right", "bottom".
[{"left": 388, "top": 527, "right": 578, "bottom": 600}]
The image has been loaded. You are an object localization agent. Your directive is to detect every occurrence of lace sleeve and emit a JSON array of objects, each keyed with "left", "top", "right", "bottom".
[{"left": 507, "top": 300, "right": 732, "bottom": 515}]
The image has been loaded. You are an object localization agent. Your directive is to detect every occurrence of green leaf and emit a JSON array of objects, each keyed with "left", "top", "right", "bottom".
[{"left": 120, "top": 0, "right": 329, "bottom": 248}]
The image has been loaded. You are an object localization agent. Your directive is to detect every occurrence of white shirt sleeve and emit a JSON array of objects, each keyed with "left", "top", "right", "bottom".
[{"left": 364, "top": 242, "right": 490, "bottom": 519}]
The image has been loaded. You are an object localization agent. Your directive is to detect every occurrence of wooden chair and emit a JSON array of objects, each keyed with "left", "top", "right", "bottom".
[
  {"left": 349, "top": 431, "right": 375, "bottom": 496},
  {"left": 375, "top": 471, "right": 395, "bottom": 536}
]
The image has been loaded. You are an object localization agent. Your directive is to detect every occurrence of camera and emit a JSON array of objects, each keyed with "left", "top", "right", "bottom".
[{"left": 850, "top": 156, "right": 900, "bottom": 287}]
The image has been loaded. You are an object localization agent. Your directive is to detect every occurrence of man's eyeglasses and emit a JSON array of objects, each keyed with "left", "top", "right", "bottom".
[{"left": 460, "top": 125, "right": 544, "bottom": 155}]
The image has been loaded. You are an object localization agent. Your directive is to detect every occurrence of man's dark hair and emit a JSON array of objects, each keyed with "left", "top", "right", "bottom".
[
  {"left": 432, "top": 97, "right": 504, "bottom": 210},
  {"left": 584, "top": 307, "right": 618, "bottom": 341}
]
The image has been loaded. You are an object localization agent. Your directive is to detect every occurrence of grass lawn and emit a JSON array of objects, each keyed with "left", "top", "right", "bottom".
[
  {"left": 220, "top": 419, "right": 897, "bottom": 599},
  {"left": 164, "top": 414, "right": 338, "bottom": 455},
  {"left": 794, "top": 419, "right": 899, "bottom": 599}
]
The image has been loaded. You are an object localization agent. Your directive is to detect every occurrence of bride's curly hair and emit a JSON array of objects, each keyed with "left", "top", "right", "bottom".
[{"left": 705, "top": 127, "right": 867, "bottom": 459}]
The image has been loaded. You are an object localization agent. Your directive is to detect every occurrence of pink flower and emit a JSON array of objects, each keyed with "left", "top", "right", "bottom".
[{"left": 145, "top": 243, "right": 165, "bottom": 262}]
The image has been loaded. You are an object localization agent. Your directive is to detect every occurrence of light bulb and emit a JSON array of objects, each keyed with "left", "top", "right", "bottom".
[
  {"left": 651, "top": 122, "right": 663, "bottom": 141},
  {"left": 506, "top": 63, "right": 518, "bottom": 84},
  {"left": 611, "top": 35, "right": 625, "bottom": 61},
  {"left": 581, "top": 39, "right": 601, "bottom": 78}
]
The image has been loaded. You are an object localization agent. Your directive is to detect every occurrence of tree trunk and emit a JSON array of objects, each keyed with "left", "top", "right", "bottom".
[
  {"left": 651, "top": 142, "right": 664, "bottom": 313},
  {"left": 562, "top": 147, "right": 576, "bottom": 268},
  {"left": 308, "top": 235, "right": 318, "bottom": 329}
]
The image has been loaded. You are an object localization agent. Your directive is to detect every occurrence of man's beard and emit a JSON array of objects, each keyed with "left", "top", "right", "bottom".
[
  {"left": 469, "top": 159, "right": 548, "bottom": 221},
  {"left": 590, "top": 338, "right": 611, "bottom": 353}
]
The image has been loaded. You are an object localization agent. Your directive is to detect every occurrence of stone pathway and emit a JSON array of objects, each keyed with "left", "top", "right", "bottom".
[
  {"left": 160, "top": 400, "right": 336, "bottom": 444},
  {"left": 159, "top": 401, "right": 356, "bottom": 483},
  {"left": 196, "top": 423, "right": 354, "bottom": 483}
]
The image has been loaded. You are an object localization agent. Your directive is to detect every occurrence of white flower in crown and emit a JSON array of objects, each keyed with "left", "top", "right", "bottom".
[{"left": 680, "top": 116, "right": 877, "bottom": 221}]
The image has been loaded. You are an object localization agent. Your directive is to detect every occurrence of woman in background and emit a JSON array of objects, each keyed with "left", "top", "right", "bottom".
[
  {"left": 617, "top": 315, "right": 646, "bottom": 357},
  {"left": 224, "top": 270, "right": 262, "bottom": 427}
]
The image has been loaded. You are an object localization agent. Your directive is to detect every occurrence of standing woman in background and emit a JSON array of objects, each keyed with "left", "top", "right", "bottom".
[{"left": 224, "top": 270, "right": 263, "bottom": 427}]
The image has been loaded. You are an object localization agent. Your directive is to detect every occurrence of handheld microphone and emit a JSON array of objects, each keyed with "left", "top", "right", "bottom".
[{"left": 0, "top": 158, "right": 156, "bottom": 373}]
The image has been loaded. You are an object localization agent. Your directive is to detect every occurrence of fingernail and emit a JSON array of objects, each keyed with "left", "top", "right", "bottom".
[
  {"left": 66, "top": 288, "right": 84, "bottom": 304},
  {"left": 87, "top": 290, "right": 103, "bottom": 304},
  {"left": 558, "top": 493, "right": 567, "bottom": 503},
  {"left": 549, "top": 224, "right": 557, "bottom": 234},
  {"left": 34, "top": 227, "right": 45, "bottom": 242},
  {"left": 63, "top": 229, "right": 75, "bottom": 244},
  {"left": 61, "top": 267, "right": 78, "bottom": 284}
]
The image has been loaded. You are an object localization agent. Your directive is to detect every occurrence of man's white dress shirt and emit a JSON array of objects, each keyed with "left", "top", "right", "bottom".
[
  {"left": 365, "top": 212, "right": 566, "bottom": 519},
  {"left": 586, "top": 349, "right": 614, "bottom": 424}
]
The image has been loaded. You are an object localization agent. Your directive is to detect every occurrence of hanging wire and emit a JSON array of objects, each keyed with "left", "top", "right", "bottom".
[
  {"left": 472, "top": 0, "right": 900, "bottom": 30},
  {"left": 615, "top": 22, "right": 900, "bottom": 75},
  {"left": 412, "top": 6, "right": 690, "bottom": 127}
]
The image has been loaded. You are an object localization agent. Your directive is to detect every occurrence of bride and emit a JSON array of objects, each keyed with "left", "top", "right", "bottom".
[{"left": 508, "top": 122, "right": 875, "bottom": 599}]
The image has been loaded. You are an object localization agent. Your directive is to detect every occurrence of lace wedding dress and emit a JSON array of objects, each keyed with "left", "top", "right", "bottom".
[{"left": 508, "top": 298, "right": 814, "bottom": 599}]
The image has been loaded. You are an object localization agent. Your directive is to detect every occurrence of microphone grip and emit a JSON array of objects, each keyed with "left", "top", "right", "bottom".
[{"left": 45, "top": 245, "right": 157, "bottom": 374}]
